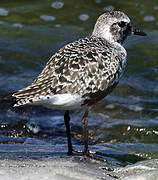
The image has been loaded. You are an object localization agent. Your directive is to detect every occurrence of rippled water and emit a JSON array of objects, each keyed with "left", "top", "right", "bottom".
[{"left": 0, "top": 0, "right": 158, "bottom": 165}]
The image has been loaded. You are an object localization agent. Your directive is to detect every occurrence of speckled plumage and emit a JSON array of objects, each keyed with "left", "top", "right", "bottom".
[
  {"left": 12, "top": 11, "right": 145, "bottom": 111},
  {"left": 13, "top": 35, "right": 126, "bottom": 109}
]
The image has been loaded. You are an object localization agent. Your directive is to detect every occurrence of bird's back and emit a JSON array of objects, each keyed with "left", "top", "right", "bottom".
[{"left": 13, "top": 36, "right": 127, "bottom": 109}]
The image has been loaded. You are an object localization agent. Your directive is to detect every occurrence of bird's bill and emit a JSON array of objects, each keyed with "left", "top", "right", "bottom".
[{"left": 132, "top": 27, "right": 147, "bottom": 36}]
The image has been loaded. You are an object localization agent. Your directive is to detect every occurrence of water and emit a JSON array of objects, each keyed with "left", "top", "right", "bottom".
[{"left": 0, "top": 0, "right": 158, "bottom": 168}]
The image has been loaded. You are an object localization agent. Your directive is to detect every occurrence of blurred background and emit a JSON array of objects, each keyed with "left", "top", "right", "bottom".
[{"left": 0, "top": 0, "right": 158, "bottom": 165}]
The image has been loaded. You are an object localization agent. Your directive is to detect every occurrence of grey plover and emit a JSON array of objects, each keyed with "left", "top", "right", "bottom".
[{"left": 12, "top": 11, "right": 146, "bottom": 156}]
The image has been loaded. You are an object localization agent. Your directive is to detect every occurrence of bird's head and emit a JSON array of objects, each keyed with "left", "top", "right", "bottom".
[{"left": 92, "top": 11, "right": 146, "bottom": 44}]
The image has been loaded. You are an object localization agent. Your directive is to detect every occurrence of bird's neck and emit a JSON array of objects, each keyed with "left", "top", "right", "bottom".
[{"left": 90, "top": 34, "right": 124, "bottom": 50}]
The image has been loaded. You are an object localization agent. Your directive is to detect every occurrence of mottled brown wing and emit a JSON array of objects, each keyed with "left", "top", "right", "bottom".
[{"left": 13, "top": 37, "right": 123, "bottom": 106}]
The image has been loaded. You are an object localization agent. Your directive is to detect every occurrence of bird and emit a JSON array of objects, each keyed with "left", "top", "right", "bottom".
[{"left": 12, "top": 11, "right": 146, "bottom": 156}]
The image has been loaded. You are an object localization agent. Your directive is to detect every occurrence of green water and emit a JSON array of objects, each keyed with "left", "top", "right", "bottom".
[{"left": 0, "top": 0, "right": 158, "bottom": 165}]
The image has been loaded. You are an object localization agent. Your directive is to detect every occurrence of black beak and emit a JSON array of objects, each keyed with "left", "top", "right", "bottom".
[{"left": 132, "top": 27, "right": 147, "bottom": 36}]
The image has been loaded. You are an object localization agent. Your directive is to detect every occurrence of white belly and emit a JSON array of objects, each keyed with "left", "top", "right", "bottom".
[{"left": 30, "top": 93, "right": 85, "bottom": 110}]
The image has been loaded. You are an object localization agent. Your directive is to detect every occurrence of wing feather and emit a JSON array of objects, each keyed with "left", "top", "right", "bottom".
[{"left": 13, "top": 37, "right": 126, "bottom": 107}]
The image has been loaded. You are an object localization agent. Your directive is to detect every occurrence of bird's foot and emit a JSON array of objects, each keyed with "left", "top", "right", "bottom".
[
  {"left": 85, "top": 151, "right": 107, "bottom": 162},
  {"left": 67, "top": 150, "right": 107, "bottom": 162},
  {"left": 67, "top": 150, "right": 84, "bottom": 156}
]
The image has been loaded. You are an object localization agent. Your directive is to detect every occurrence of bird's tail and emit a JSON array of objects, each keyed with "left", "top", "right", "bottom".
[{"left": 12, "top": 87, "right": 36, "bottom": 107}]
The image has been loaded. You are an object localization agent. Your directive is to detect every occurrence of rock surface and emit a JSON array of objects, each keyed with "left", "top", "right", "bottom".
[
  {"left": 0, "top": 157, "right": 119, "bottom": 180},
  {"left": 0, "top": 155, "right": 158, "bottom": 180}
]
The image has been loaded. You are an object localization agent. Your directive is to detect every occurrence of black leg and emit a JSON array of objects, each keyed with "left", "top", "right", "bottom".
[
  {"left": 64, "top": 110, "right": 107, "bottom": 161},
  {"left": 82, "top": 110, "right": 89, "bottom": 155},
  {"left": 64, "top": 110, "right": 73, "bottom": 155}
]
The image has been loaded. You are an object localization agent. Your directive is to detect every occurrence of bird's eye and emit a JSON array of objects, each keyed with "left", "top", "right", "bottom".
[{"left": 118, "top": 21, "right": 127, "bottom": 28}]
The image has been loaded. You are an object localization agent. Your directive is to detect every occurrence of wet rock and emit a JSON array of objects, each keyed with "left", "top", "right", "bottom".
[
  {"left": 54, "top": 24, "right": 61, "bottom": 28},
  {"left": 12, "top": 23, "right": 23, "bottom": 28},
  {"left": 140, "top": 10, "right": 145, "bottom": 15},
  {"left": 105, "top": 104, "right": 115, "bottom": 109},
  {"left": 0, "top": 154, "right": 157, "bottom": 180},
  {"left": 51, "top": 1, "right": 64, "bottom": 9},
  {"left": 27, "top": 123, "right": 40, "bottom": 134},
  {"left": 79, "top": 14, "right": 89, "bottom": 21},
  {"left": 153, "top": 6, "right": 158, "bottom": 10},
  {"left": 0, "top": 8, "right": 8, "bottom": 16},
  {"left": 0, "top": 157, "right": 119, "bottom": 180},
  {"left": 144, "top": 15, "right": 155, "bottom": 22},
  {"left": 127, "top": 105, "right": 143, "bottom": 112},
  {"left": 104, "top": 5, "right": 115, "bottom": 11},
  {"left": 118, "top": 159, "right": 158, "bottom": 180},
  {"left": 95, "top": 0, "right": 102, "bottom": 3},
  {"left": 40, "top": 15, "right": 56, "bottom": 21},
  {"left": 0, "top": 21, "right": 4, "bottom": 24}
]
